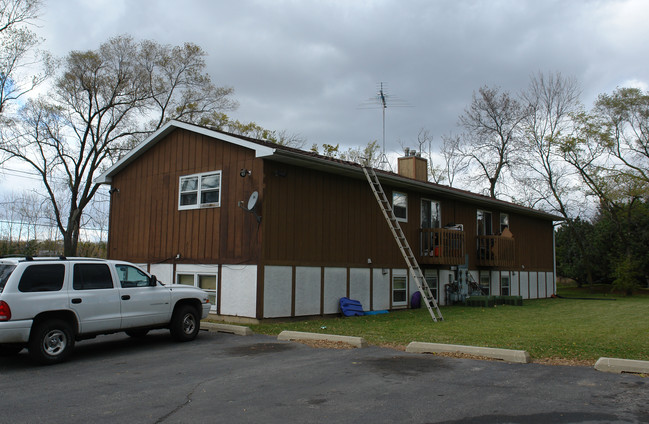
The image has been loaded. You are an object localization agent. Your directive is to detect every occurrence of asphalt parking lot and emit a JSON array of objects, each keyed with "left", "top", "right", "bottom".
[{"left": 0, "top": 329, "right": 647, "bottom": 424}]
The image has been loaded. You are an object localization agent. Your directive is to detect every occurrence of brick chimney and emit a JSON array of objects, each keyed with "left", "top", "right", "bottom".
[{"left": 397, "top": 148, "right": 428, "bottom": 182}]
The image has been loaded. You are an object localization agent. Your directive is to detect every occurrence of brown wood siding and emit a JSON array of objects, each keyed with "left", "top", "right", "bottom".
[
  {"left": 261, "top": 164, "right": 556, "bottom": 272},
  {"left": 107, "top": 128, "right": 556, "bottom": 273},
  {"left": 261, "top": 162, "right": 401, "bottom": 267},
  {"left": 107, "top": 128, "right": 262, "bottom": 264}
]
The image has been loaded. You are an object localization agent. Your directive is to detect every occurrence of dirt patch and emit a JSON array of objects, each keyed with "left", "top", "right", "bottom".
[
  {"left": 294, "top": 339, "right": 357, "bottom": 349},
  {"left": 531, "top": 357, "right": 596, "bottom": 367}
]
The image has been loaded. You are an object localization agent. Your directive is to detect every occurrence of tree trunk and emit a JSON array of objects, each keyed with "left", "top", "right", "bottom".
[{"left": 63, "top": 215, "right": 80, "bottom": 257}]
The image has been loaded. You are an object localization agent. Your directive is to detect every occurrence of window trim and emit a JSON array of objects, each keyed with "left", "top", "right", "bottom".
[
  {"left": 176, "top": 272, "right": 217, "bottom": 311},
  {"left": 392, "top": 271, "right": 408, "bottom": 307},
  {"left": 424, "top": 269, "right": 439, "bottom": 303},
  {"left": 501, "top": 274, "right": 510, "bottom": 296},
  {"left": 500, "top": 213, "right": 510, "bottom": 233},
  {"left": 477, "top": 209, "right": 493, "bottom": 236},
  {"left": 392, "top": 191, "right": 408, "bottom": 223},
  {"left": 178, "top": 170, "right": 222, "bottom": 211},
  {"left": 420, "top": 198, "right": 441, "bottom": 229},
  {"left": 479, "top": 270, "right": 491, "bottom": 296}
]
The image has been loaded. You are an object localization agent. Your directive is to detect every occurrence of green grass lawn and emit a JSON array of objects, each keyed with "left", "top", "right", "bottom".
[{"left": 238, "top": 286, "right": 649, "bottom": 362}]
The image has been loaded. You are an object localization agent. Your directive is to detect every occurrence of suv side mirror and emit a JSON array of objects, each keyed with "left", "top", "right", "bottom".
[{"left": 150, "top": 275, "right": 158, "bottom": 286}]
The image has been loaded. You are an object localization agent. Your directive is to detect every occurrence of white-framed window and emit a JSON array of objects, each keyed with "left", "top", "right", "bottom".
[
  {"left": 178, "top": 171, "right": 221, "bottom": 210},
  {"left": 392, "top": 191, "right": 408, "bottom": 222},
  {"left": 500, "top": 213, "right": 510, "bottom": 233},
  {"left": 176, "top": 272, "right": 217, "bottom": 311},
  {"left": 479, "top": 270, "right": 490, "bottom": 295},
  {"left": 420, "top": 199, "right": 440, "bottom": 229},
  {"left": 501, "top": 274, "right": 510, "bottom": 296},
  {"left": 477, "top": 209, "right": 493, "bottom": 236},
  {"left": 392, "top": 272, "right": 408, "bottom": 307},
  {"left": 424, "top": 269, "right": 439, "bottom": 302}
]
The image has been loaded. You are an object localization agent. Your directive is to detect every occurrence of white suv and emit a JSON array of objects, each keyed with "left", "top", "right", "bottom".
[{"left": 0, "top": 257, "right": 211, "bottom": 364}]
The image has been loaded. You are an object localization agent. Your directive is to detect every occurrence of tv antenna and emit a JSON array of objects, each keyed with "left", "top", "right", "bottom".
[{"left": 358, "top": 82, "right": 411, "bottom": 170}]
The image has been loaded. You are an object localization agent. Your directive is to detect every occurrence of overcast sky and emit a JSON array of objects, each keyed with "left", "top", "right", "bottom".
[{"left": 31, "top": 0, "right": 649, "bottom": 155}]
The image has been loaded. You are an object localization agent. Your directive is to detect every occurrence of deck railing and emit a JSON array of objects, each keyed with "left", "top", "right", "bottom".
[
  {"left": 476, "top": 235, "right": 515, "bottom": 267},
  {"left": 419, "top": 228, "right": 466, "bottom": 265}
]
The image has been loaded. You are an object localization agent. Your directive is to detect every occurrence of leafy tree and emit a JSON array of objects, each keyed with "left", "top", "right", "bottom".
[
  {"left": 310, "top": 140, "right": 382, "bottom": 167},
  {"left": 201, "top": 112, "right": 305, "bottom": 148},
  {"left": 1, "top": 35, "right": 237, "bottom": 255},
  {"left": 560, "top": 88, "right": 649, "bottom": 293},
  {"left": 594, "top": 87, "right": 649, "bottom": 186},
  {"left": 555, "top": 217, "right": 608, "bottom": 287}
]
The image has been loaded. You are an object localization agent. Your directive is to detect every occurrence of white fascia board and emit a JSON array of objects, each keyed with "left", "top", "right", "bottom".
[{"left": 94, "top": 120, "right": 275, "bottom": 184}]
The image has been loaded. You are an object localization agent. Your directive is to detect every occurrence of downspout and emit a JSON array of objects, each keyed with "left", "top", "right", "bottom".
[{"left": 552, "top": 223, "right": 558, "bottom": 295}]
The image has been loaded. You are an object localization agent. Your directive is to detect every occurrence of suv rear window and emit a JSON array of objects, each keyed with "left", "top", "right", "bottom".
[
  {"left": 19, "top": 264, "right": 65, "bottom": 292},
  {"left": 0, "top": 264, "right": 16, "bottom": 292}
]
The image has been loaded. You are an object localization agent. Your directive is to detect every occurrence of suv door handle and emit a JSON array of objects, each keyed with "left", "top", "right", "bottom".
[
  {"left": 71, "top": 298, "right": 82, "bottom": 304},
  {"left": 121, "top": 295, "right": 131, "bottom": 300}
]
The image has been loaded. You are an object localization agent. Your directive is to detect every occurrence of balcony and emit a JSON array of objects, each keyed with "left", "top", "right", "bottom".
[
  {"left": 419, "top": 228, "right": 466, "bottom": 265},
  {"left": 476, "top": 235, "right": 515, "bottom": 267}
]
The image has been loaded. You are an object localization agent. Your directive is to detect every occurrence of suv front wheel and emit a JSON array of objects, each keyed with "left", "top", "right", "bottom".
[
  {"left": 28, "top": 319, "right": 75, "bottom": 365},
  {"left": 170, "top": 305, "right": 200, "bottom": 342}
]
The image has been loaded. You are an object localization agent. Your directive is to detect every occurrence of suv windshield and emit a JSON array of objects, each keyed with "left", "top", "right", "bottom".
[{"left": 0, "top": 264, "right": 16, "bottom": 292}]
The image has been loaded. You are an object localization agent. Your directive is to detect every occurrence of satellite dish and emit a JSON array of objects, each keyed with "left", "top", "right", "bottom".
[{"left": 247, "top": 191, "right": 259, "bottom": 211}]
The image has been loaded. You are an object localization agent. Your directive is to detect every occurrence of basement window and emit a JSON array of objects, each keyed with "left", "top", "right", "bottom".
[
  {"left": 179, "top": 171, "right": 221, "bottom": 210},
  {"left": 177, "top": 273, "right": 217, "bottom": 311},
  {"left": 392, "top": 273, "right": 408, "bottom": 307}
]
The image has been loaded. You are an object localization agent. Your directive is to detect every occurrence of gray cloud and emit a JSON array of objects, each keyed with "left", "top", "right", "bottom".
[{"left": 34, "top": 0, "right": 649, "bottom": 154}]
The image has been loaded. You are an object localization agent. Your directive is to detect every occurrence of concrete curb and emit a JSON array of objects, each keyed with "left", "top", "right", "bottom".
[
  {"left": 200, "top": 322, "right": 253, "bottom": 336},
  {"left": 406, "top": 341, "right": 531, "bottom": 364},
  {"left": 277, "top": 330, "right": 367, "bottom": 348},
  {"left": 594, "top": 357, "right": 649, "bottom": 374}
]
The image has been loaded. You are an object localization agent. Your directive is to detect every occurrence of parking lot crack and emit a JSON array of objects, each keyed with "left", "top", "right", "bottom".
[{"left": 154, "top": 377, "right": 216, "bottom": 423}]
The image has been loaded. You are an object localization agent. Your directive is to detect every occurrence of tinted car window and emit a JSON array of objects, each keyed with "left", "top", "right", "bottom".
[
  {"left": 0, "top": 264, "right": 16, "bottom": 292},
  {"left": 73, "top": 264, "right": 114, "bottom": 290},
  {"left": 18, "top": 264, "right": 65, "bottom": 292}
]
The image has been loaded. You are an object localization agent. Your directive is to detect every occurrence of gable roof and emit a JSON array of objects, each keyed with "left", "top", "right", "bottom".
[{"left": 96, "top": 120, "right": 563, "bottom": 222}]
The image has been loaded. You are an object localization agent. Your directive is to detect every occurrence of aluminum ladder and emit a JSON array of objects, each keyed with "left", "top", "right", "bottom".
[{"left": 362, "top": 165, "right": 444, "bottom": 322}]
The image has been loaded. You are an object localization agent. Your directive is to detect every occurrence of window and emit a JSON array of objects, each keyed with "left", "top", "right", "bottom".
[
  {"left": 116, "top": 265, "right": 151, "bottom": 288},
  {"left": 424, "top": 269, "right": 438, "bottom": 302},
  {"left": 392, "top": 274, "right": 407, "bottom": 306},
  {"left": 0, "top": 265, "right": 16, "bottom": 291},
  {"left": 19, "top": 264, "right": 64, "bottom": 292},
  {"left": 500, "top": 213, "right": 510, "bottom": 233},
  {"left": 73, "top": 264, "right": 113, "bottom": 290},
  {"left": 392, "top": 191, "right": 407, "bottom": 222},
  {"left": 477, "top": 209, "right": 493, "bottom": 236},
  {"left": 177, "top": 273, "right": 217, "bottom": 311},
  {"left": 479, "top": 270, "right": 490, "bottom": 295},
  {"left": 501, "top": 274, "right": 510, "bottom": 296},
  {"left": 420, "top": 199, "right": 440, "bottom": 229},
  {"left": 179, "top": 171, "right": 221, "bottom": 210}
]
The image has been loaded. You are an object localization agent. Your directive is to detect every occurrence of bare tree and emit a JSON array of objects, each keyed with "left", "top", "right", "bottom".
[
  {"left": 458, "top": 86, "right": 525, "bottom": 198},
  {"left": 517, "top": 72, "right": 583, "bottom": 213},
  {"left": 433, "top": 133, "right": 470, "bottom": 187},
  {"left": 1, "top": 35, "right": 238, "bottom": 255},
  {"left": 0, "top": 0, "right": 51, "bottom": 115}
]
